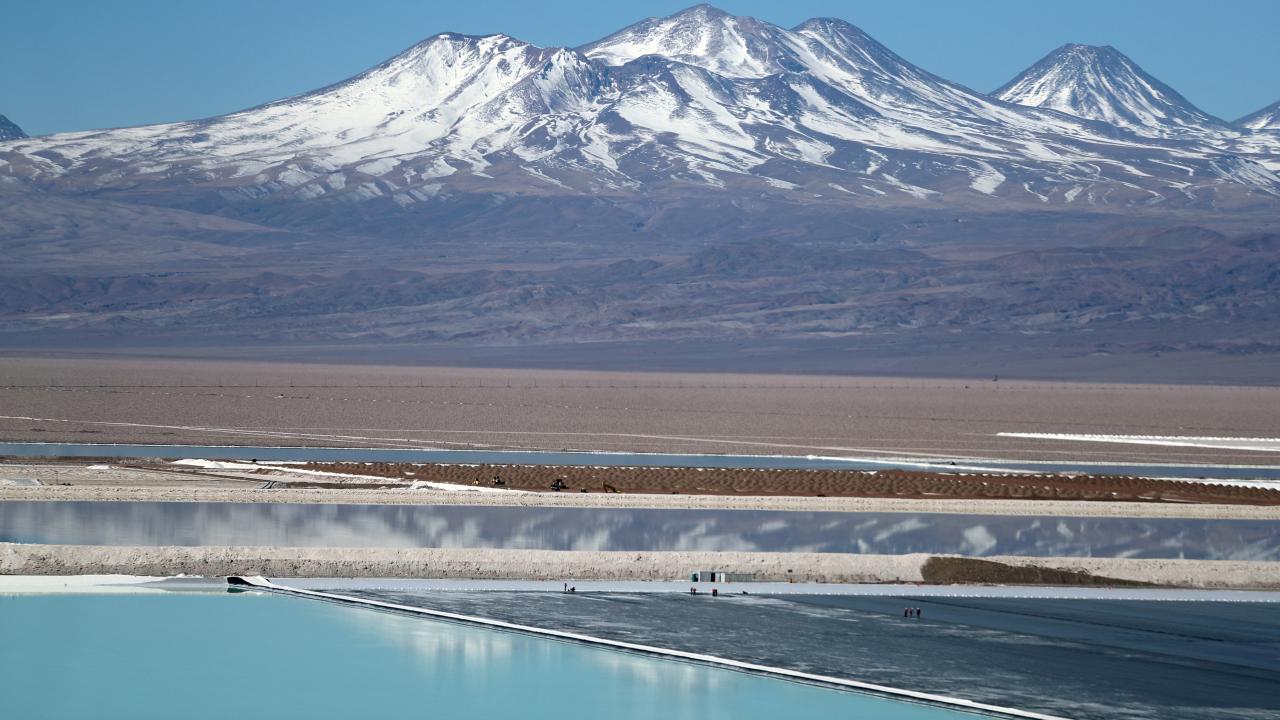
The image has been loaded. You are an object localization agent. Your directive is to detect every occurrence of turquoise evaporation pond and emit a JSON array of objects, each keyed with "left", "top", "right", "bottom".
[{"left": 0, "top": 592, "right": 974, "bottom": 720}]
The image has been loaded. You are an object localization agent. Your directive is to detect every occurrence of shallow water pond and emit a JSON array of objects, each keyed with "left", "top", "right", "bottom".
[{"left": 0, "top": 592, "right": 971, "bottom": 719}]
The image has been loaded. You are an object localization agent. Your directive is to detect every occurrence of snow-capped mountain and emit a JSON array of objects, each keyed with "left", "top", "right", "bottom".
[
  {"left": 0, "top": 34, "right": 610, "bottom": 192},
  {"left": 3, "top": 5, "right": 1280, "bottom": 368},
  {"left": 994, "top": 44, "right": 1228, "bottom": 138},
  {"left": 0, "top": 114, "right": 25, "bottom": 141},
  {"left": 582, "top": 4, "right": 788, "bottom": 78},
  {"left": 1, "top": 4, "right": 1279, "bottom": 217},
  {"left": 1238, "top": 99, "right": 1280, "bottom": 130}
]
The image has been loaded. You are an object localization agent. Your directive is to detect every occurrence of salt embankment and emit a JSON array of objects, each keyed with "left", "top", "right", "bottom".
[{"left": 4, "top": 483, "right": 1280, "bottom": 520}]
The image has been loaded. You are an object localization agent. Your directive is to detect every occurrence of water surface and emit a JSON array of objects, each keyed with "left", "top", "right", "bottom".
[
  {"left": 3, "top": 441, "right": 1279, "bottom": 481},
  {"left": 341, "top": 589, "right": 1280, "bottom": 720},
  {"left": 0, "top": 592, "right": 967, "bottom": 720},
  {"left": 2, "top": 500, "right": 1275, "bottom": 559}
]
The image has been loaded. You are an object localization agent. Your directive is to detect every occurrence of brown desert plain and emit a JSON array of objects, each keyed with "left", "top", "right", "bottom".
[{"left": 0, "top": 355, "right": 1277, "bottom": 466}]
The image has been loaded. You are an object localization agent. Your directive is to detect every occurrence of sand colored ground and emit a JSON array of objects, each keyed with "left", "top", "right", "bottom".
[
  {"left": 0, "top": 462, "right": 271, "bottom": 489},
  {"left": 2, "top": 357, "right": 1279, "bottom": 465},
  {"left": 4, "top": 544, "right": 1278, "bottom": 589},
  {"left": 6, "top": 463, "right": 1280, "bottom": 519}
]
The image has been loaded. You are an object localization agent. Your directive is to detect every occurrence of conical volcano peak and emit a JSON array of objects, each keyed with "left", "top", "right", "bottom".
[
  {"left": 790, "top": 14, "right": 919, "bottom": 75},
  {"left": 0, "top": 114, "right": 25, "bottom": 141},
  {"left": 365, "top": 30, "right": 546, "bottom": 88},
  {"left": 1044, "top": 44, "right": 1149, "bottom": 78},
  {"left": 402, "top": 31, "right": 542, "bottom": 61},
  {"left": 580, "top": 4, "right": 786, "bottom": 78},
  {"left": 1059, "top": 43, "right": 1122, "bottom": 57},
  {"left": 673, "top": 3, "right": 732, "bottom": 20},
  {"left": 793, "top": 16, "right": 878, "bottom": 42},
  {"left": 995, "top": 42, "right": 1227, "bottom": 136}
]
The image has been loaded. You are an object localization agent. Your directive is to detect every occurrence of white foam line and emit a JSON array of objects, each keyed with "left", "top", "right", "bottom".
[
  {"left": 242, "top": 576, "right": 1063, "bottom": 719},
  {"left": 998, "top": 433, "right": 1280, "bottom": 453},
  {"left": 1007, "top": 434, "right": 1280, "bottom": 443},
  {"left": 965, "top": 457, "right": 1280, "bottom": 471}
]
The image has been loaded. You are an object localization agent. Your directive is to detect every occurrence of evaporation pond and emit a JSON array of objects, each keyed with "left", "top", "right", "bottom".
[
  {"left": 0, "top": 592, "right": 969, "bottom": 720},
  {"left": 2, "top": 500, "right": 1277, "bottom": 559}
]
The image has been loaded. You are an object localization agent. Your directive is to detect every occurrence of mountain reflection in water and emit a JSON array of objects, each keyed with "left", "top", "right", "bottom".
[{"left": 1, "top": 501, "right": 1276, "bottom": 559}]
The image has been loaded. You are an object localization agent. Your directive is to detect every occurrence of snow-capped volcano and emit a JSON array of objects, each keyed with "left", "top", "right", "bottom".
[
  {"left": 582, "top": 4, "right": 789, "bottom": 78},
  {"left": 0, "top": 114, "right": 25, "bottom": 141},
  {"left": 2, "top": 5, "right": 1278, "bottom": 213},
  {"left": 4, "top": 5, "right": 1280, "bottom": 361},
  {"left": 1238, "top": 100, "right": 1280, "bottom": 131},
  {"left": 994, "top": 44, "right": 1228, "bottom": 138},
  {"left": 586, "top": 8, "right": 1034, "bottom": 121},
  {"left": 0, "top": 33, "right": 608, "bottom": 184}
]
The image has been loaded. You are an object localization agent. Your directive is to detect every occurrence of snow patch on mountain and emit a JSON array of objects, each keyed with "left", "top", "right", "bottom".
[
  {"left": 968, "top": 160, "right": 1007, "bottom": 194},
  {"left": 582, "top": 4, "right": 786, "bottom": 78},
  {"left": 2, "top": 5, "right": 1278, "bottom": 208}
]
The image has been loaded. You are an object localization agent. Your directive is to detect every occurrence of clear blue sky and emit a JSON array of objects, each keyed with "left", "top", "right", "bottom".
[{"left": 3, "top": 1, "right": 1278, "bottom": 136}]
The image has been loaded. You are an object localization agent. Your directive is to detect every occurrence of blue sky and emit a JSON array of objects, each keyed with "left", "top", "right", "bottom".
[{"left": 3, "top": 1, "right": 1278, "bottom": 136}]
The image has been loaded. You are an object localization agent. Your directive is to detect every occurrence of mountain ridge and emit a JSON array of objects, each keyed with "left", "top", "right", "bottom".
[
  {"left": 1238, "top": 99, "right": 1280, "bottom": 131},
  {"left": 0, "top": 114, "right": 25, "bottom": 141},
  {"left": 1, "top": 5, "right": 1279, "bottom": 373},
  {"left": 3, "top": 4, "right": 1278, "bottom": 218},
  {"left": 993, "top": 43, "right": 1230, "bottom": 138}
]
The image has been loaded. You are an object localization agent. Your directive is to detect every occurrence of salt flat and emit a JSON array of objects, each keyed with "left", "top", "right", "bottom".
[{"left": 2, "top": 357, "right": 1278, "bottom": 466}]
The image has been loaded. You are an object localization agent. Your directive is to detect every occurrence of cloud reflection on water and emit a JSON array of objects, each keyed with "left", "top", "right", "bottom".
[
  {"left": 334, "top": 601, "right": 728, "bottom": 696},
  {"left": 0, "top": 501, "right": 1277, "bottom": 560}
]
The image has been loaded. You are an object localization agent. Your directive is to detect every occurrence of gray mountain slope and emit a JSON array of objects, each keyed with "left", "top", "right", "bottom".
[
  {"left": 1238, "top": 99, "right": 1280, "bottom": 130},
  {"left": 0, "top": 114, "right": 25, "bottom": 141}
]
